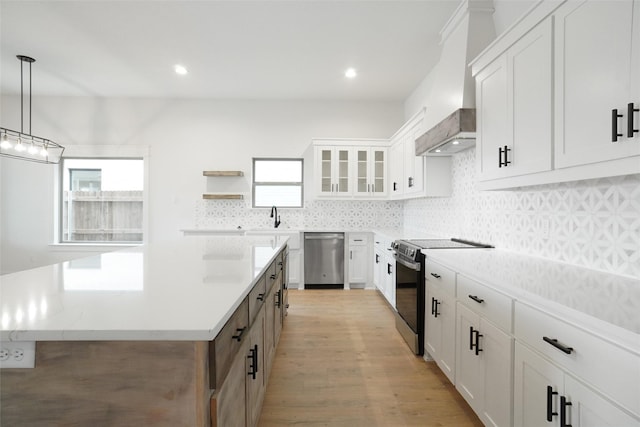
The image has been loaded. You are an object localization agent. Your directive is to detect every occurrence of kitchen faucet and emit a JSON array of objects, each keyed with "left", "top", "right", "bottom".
[{"left": 270, "top": 206, "right": 281, "bottom": 228}]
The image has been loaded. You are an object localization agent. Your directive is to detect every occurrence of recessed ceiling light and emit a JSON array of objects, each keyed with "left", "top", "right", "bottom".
[
  {"left": 345, "top": 68, "right": 357, "bottom": 79},
  {"left": 174, "top": 64, "right": 188, "bottom": 75}
]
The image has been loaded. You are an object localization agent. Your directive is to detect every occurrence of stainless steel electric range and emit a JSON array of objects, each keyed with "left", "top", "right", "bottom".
[{"left": 392, "top": 238, "right": 493, "bottom": 355}]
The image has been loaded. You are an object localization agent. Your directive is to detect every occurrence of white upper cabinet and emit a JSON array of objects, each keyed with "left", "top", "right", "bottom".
[
  {"left": 353, "top": 147, "right": 388, "bottom": 198},
  {"left": 476, "top": 17, "right": 553, "bottom": 181},
  {"left": 554, "top": 0, "right": 640, "bottom": 168},
  {"left": 472, "top": 0, "right": 640, "bottom": 189},
  {"left": 315, "top": 146, "right": 352, "bottom": 198},
  {"left": 389, "top": 110, "right": 451, "bottom": 200},
  {"left": 313, "top": 140, "right": 388, "bottom": 200}
]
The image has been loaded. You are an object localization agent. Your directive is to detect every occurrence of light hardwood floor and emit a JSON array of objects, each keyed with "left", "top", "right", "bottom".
[{"left": 259, "top": 289, "right": 483, "bottom": 427}]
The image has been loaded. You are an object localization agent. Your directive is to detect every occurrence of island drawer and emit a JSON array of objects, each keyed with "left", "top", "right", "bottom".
[
  {"left": 514, "top": 302, "right": 640, "bottom": 417},
  {"left": 248, "top": 275, "right": 266, "bottom": 325},
  {"left": 209, "top": 298, "right": 249, "bottom": 389},
  {"left": 457, "top": 274, "right": 513, "bottom": 332},
  {"left": 424, "top": 259, "right": 456, "bottom": 298}
]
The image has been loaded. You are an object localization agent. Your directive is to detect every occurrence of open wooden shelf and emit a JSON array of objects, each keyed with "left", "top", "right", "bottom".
[
  {"left": 202, "top": 194, "right": 244, "bottom": 200},
  {"left": 202, "top": 171, "right": 244, "bottom": 177}
]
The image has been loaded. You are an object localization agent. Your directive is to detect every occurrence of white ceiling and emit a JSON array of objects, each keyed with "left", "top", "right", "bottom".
[{"left": 0, "top": 0, "right": 461, "bottom": 101}]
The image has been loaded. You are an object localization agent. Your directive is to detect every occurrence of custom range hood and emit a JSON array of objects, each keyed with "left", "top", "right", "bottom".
[
  {"left": 415, "top": 108, "right": 476, "bottom": 155},
  {"left": 413, "top": 0, "right": 495, "bottom": 156}
]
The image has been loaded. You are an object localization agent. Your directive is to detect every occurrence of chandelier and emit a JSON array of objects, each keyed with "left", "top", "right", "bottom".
[{"left": 0, "top": 55, "right": 64, "bottom": 164}]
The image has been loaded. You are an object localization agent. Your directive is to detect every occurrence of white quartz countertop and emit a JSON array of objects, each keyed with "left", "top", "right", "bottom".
[
  {"left": 424, "top": 249, "right": 640, "bottom": 353},
  {"left": 0, "top": 235, "right": 288, "bottom": 342}
]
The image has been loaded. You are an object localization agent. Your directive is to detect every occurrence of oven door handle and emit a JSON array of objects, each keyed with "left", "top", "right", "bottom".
[{"left": 393, "top": 254, "right": 422, "bottom": 271}]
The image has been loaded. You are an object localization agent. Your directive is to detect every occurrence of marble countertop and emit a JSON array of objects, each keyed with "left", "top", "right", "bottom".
[
  {"left": 424, "top": 249, "right": 640, "bottom": 353},
  {"left": 0, "top": 235, "right": 288, "bottom": 342}
]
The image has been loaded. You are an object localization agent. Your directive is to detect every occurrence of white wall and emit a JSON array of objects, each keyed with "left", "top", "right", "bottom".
[{"left": 1, "top": 96, "right": 403, "bottom": 273}]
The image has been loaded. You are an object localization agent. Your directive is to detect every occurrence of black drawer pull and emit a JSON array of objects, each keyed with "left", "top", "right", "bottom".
[
  {"left": 270, "top": 274, "right": 276, "bottom": 280},
  {"left": 375, "top": 254, "right": 380, "bottom": 264},
  {"left": 547, "top": 386, "right": 558, "bottom": 421},
  {"left": 560, "top": 396, "right": 572, "bottom": 427},
  {"left": 257, "top": 293, "right": 265, "bottom": 301},
  {"left": 468, "top": 294, "right": 484, "bottom": 304},
  {"left": 232, "top": 327, "right": 246, "bottom": 342},
  {"left": 430, "top": 273, "right": 441, "bottom": 279},
  {"left": 543, "top": 337, "right": 574, "bottom": 355},
  {"left": 431, "top": 297, "right": 440, "bottom": 318},
  {"left": 387, "top": 263, "right": 392, "bottom": 275},
  {"left": 275, "top": 290, "right": 281, "bottom": 308}
]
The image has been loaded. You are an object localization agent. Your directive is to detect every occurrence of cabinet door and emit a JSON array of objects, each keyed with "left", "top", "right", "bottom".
[
  {"left": 438, "top": 292, "right": 456, "bottom": 384},
  {"left": 389, "top": 140, "right": 404, "bottom": 199},
  {"left": 354, "top": 148, "right": 371, "bottom": 196},
  {"left": 425, "top": 283, "right": 442, "bottom": 361},
  {"left": 373, "top": 249, "right": 382, "bottom": 290},
  {"left": 383, "top": 258, "right": 395, "bottom": 307},
  {"left": 246, "top": 310, "right": 265, "bottom": 427},
  {"left": 477, "top": 18, "right": 553, "bottom": 181},
  {"left": 404, "top": 122, "right": 426, "bottom": 196},
  {"left": 371, "top": 148, "right": 387, "bottom": 197},
  {"left": 214, "top": 340, "right": 248, "bottom": 427},
  {"left": 481, "top": 318, "right": 514, "bottom": 427},
  {"left": 315, "top": 147, "right": 352, "bottom": 197},
  {"left": 564, "top": 375, "right": 640, "bottom": 427},
  {"left": 514, "top": 342, "right": 564, "bottom": 427},
  {"left": 555, "top": 0, "right": 640, "bottom": 168},
  {"left": 455, "top": 303, "right": 484, "bottom": 415},
  {"left": 348, "top": 245, "right": 368, "bottom": 283}
]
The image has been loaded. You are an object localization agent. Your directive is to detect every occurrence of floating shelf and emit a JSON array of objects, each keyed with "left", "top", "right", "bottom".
[
  {"left": 203, "top": 171, "right": 244, "bottom": 177},
  {"left": 202, "top": 194, "right": 244, "bottom": 200}
]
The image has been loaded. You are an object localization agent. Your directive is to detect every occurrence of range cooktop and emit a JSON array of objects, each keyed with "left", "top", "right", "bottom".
[{"left": 406, "top": 238, "right": 493, "bottom": 249}]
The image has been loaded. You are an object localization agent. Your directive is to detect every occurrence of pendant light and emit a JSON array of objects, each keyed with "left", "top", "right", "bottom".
[{"left": 0, "top": 55, "right": 65, "bottom": 164}]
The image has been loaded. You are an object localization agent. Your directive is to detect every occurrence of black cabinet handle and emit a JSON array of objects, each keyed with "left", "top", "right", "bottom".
[
  {"left": 612, "top": 109, "right": 624, "bottom": 142},
  {"left": 433, "top": 299, "right": 440, "bottom": 318},
  {"left": 430, "top": 272, "right": 441, "bottom": 279},
  {"left": 275, "top": 290, "right": 281, "bottom": 308},
  {"left": 498, "top": 145, "right": 511, "bottom": 167},
  {"left": 408, "top": 176, "right": 414, "bottom": 188},
  {"left": 247, "top": 344, "right": 258, "bottom": 380},
  {"left": 393, "top": 182, "right": 398, "bottom": 191},
  {"left": 628, "top": 102, "right": 639, "bottom": 137},
  {"left": 387, "top": 263, "right": 392, "bottom": 275},
  {"left": 257, "top": 293, "right": 265, "bottom": 301},
  {"left": 232, "top": 327, "right": 246, "bottom": 342},
  {"left": 469, "top": 326, "right": 482, "bottom": 355},
  {"left": 375, "top": 254, "right": 379, "bottom": 264},
  {"left": 469, "top": 326, "right": 474, "bottom": 351},
  {"left": 468, "top": 294, "right": 484, "bottom": 304},
  {"left": 270, "top": 274, "right": 276, "bottom": 280},
  {"left": 560, "top": 396, "right": 572, "bottom": 427},
  {"left": 547, "top": 386, "right": 559, "bottom": 422},
  {"left": 543, "top": 336, "right": 574, "bottom": 355}
]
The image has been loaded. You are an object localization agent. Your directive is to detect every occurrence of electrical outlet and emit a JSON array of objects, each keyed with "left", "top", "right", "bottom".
[{"left": 0, "top": 341, "right": 36, "bottom": 369}]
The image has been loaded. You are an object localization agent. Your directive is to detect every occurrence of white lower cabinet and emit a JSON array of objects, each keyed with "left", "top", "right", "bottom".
[
  {"left": 424, "top": 260, "right": 456, "bottom": 383},
  {"left": 514, "top": 342, "right": 640, "bottom": 427},
  {"left": 456, "top": 302, "right": 513, "bottom": 427},
  {"left": 347, "top": 233, "right": 370, "bottom": 287}
]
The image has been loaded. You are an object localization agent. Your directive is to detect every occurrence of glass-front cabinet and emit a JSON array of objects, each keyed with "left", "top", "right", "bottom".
[
  {"left": 313, "top": 139, "right": 388, "bottom": 199},
  {"left": 354, "top": 147, "right": 387, "bottom": 198},
  {"left": 316, "top": 146, "right": 352, "bottom": 198}
]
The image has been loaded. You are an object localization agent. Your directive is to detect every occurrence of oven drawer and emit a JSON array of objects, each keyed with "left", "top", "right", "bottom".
[
  {"left": 424, "top": 260, "right": 456, "bottom": 298},
  {"left": 457, "top": 274, "right": 513, "bottom": 333}
]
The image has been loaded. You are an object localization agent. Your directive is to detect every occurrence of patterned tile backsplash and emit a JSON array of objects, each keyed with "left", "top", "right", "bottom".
[
  {"left": 404, "top": 149, "right": 640, "bottom": 279},
  {"left": 195, "top": 148, "right": 639, "bottom": 278}
]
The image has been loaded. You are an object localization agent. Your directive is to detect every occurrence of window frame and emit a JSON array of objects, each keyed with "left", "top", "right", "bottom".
[
  {"left": 54, "top": 145, "right": 149, "bottom": 247},
  {"left": 251, "top": 157, "right": 304, "bottom": 208}
]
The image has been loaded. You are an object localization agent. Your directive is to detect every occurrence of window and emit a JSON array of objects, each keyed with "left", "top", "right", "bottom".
[
  {"left": 60, "top": 158, "right": 144, "bottom": 243},
  {"left": 252, "top": 158, "right": 303, "bottom": 208}
]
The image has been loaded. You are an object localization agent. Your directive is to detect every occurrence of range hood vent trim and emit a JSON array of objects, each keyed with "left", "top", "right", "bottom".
[{"left": 415, "top": 108, "right": 476, "bottom": 156}]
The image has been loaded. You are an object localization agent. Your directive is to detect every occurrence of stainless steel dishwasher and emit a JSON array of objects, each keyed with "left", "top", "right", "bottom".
[{"left": 303, "top": 232, "right": 344, "bottom": 289}]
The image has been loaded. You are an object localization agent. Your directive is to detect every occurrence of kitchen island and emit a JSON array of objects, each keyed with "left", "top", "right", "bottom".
[{"left": 0, "top": 234, "right": 289, "bottom": 426}]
